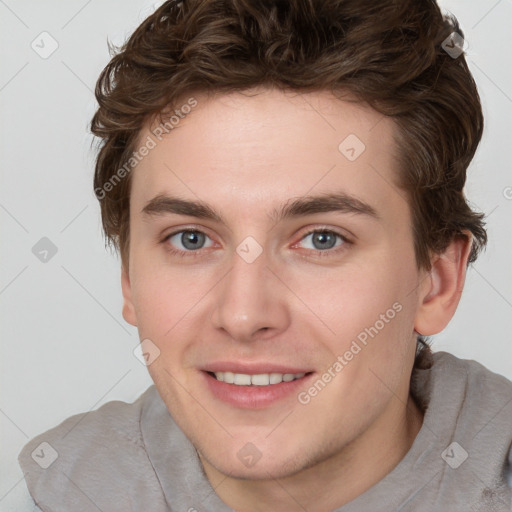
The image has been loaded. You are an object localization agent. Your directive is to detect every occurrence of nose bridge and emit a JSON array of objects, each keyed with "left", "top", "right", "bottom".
[{"left": 210, "top": 239, "right": 289, "bottom": 340}]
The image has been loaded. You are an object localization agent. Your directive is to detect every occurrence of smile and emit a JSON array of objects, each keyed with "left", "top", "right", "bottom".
[
  {"left": 210, "top": 371, "right": 307, "bottom": 386},
  {"left": 202, "top": 370, "right": 314, "bottom": 409}
]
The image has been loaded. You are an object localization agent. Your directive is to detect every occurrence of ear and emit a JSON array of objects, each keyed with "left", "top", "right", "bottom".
[
  {"left": 414, "top": 233, "right": 473, "bottom": 336},
  {"left": 121, "top": 265, "right": 138, "bottom": 327}
]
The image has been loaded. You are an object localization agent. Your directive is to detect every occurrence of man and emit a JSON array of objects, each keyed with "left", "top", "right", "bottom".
[{"left": 18, "top": 0, "right": 512, "bottom": 510}]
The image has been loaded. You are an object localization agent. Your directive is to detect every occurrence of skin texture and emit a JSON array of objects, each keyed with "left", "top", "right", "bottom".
[{"left": 121, "top": 87, "right": 471, "bottom": 511}]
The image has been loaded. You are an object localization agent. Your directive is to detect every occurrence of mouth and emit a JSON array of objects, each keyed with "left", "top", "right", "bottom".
[
  {"left": 207, "top": 370, "right": 310, "bottom": 386},
  {"left": 201, "top": 368, "right": 314, "bottom": 409}
]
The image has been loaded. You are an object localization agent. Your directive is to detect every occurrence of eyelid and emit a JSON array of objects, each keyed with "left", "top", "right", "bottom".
[
  {"left": 161, "top": 224, "right": 352, "bottom": 258},
  {"left": 292, "top": 225, "right": 351, "bottom": 245},
  {"left": 161, "top": 225, "right": 218, "bottom": 258},
  {"left": 167, "top": 230, "right": 214, "bottom": 248},
  {"left": 161, "top": 224, "right": 215, "bottom": 242},
  {"left": 289, "top": 226, "right": 350, "bottom": 255}
]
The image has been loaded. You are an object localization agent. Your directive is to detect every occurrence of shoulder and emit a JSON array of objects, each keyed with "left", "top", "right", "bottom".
[
  {"left": 407, "top": 351, "right": 512, "bottom": 508},
  {"left": 418, "top": 351, "right": 512, "bottom": 471},
  {"left": 18, "top": 386, "right": 169, "bottom": 511},
  {"left": 412, "top": 350, "right": 512, "bottom": 460},
  {"left": 1, "top": 475, "right": 43, "bottom": 512},
  {"left": 429, "top": 350, "right": 512, "bottom": 400},
  {"left": 19, "top": 386, "right": 152, "bottom": 467}
]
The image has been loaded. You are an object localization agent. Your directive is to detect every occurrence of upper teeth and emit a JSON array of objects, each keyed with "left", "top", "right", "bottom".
[{"left": 213, "top": 372, "right": 306, "bottom": 386}]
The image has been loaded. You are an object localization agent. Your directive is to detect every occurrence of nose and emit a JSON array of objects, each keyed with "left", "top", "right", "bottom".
[{"left": 209, "top": 245, "right": 290, "bottom": 343}]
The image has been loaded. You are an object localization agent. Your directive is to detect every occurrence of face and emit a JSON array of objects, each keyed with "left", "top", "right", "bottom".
[{"left": 122, "top": 88, "right": 427, "bottom": 480}]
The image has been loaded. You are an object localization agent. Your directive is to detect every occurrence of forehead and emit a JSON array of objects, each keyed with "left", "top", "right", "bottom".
[{"left": 130, "top": 88, "right": 403, "bottom": 220}]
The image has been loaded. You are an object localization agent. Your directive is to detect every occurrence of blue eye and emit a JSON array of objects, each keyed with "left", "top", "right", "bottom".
[
  {"left": 299, "top": 230, "right": 346, "bottom": 251},
  {"left": 166, "top": 230, "right": 214, "bottom": 251},
  {"left": 162, "top": 227, "right": 349, "bottom": 259}
]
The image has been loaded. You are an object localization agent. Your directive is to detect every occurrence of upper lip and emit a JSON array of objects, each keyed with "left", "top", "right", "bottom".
[{"left": 202, "top": 362, "right": 313, "bottom": 375}]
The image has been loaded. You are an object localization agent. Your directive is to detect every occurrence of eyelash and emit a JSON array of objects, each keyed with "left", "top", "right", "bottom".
[
  {"left": 161, "top": 227, "right": 350, "bottom": 259},
  {"left": 292, "top": 228, "right": 349, "bottom": 258},
  {"left": 162, "top": 229, "right": 213, "bottom": 259}
]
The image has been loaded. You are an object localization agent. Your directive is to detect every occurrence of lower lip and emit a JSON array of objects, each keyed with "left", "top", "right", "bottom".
[{"left": 202, "top": 371, "right": 314, "bottom": 409}]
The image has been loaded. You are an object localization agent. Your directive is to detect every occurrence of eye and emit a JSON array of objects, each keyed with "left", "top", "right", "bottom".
[
  {"left": 297, "top": 229, "right": 347, "bottom": 252},
  {"left": 165, "top": 230, "right": 214, "bottom": 252}
]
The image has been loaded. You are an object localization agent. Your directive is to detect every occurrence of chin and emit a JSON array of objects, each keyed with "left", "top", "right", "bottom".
[{"left": 201, "top": 443, "right": 317, "bottom": 481}]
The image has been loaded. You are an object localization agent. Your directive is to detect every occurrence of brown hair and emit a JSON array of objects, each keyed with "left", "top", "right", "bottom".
[{"left": 91, "top": 0, "right": 487, "bottom": 364}]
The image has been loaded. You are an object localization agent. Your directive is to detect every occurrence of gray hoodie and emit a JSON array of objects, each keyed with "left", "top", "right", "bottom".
[{"left": 17, "top": 351, "right": 512, "bottom": 511}]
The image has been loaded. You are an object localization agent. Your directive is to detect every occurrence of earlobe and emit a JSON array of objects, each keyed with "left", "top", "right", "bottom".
[
  {"left": 121, "top": 266, "right": 138, "bottom": 327},
  {"left": 414, "top": 233, "right": 473, "bottom": 336}
]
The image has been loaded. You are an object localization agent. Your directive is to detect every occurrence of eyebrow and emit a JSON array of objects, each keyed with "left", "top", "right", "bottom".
[{"left": 141, "top": 192, "right": 379, "bottom": 224}]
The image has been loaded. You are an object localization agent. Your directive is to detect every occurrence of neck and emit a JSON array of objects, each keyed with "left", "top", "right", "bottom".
[{"left": 200, "top": 392, "right": 424, "bottom": 512}]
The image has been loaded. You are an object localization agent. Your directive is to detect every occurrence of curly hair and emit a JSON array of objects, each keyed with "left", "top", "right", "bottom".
[{"left": 90, "top": 0, "right": 488, "bottom": 367}]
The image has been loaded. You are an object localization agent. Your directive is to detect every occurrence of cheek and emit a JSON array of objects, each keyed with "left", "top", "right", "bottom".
[
  {"left": 294, "top": 258, "right": 413, "bottom": 341},
  {"left": 129, "top": 263, "right": 192, "bottom": 340},
  {"left": 131, "top": 276, "right": 171, "bottom": 336},
  {"left": 128, "top": 260, "right": 222, "bottom": 372},
  {"left": 289, "top": 254, "right": 420, "bottom": 402},
  {"left": 292, "top": 261, "right": 418, "bottom": 428}
]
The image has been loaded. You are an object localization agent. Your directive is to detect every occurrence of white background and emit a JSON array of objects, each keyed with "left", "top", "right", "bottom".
[{"left": 1, "top": 0, "right": 511, "bottom": 508}]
